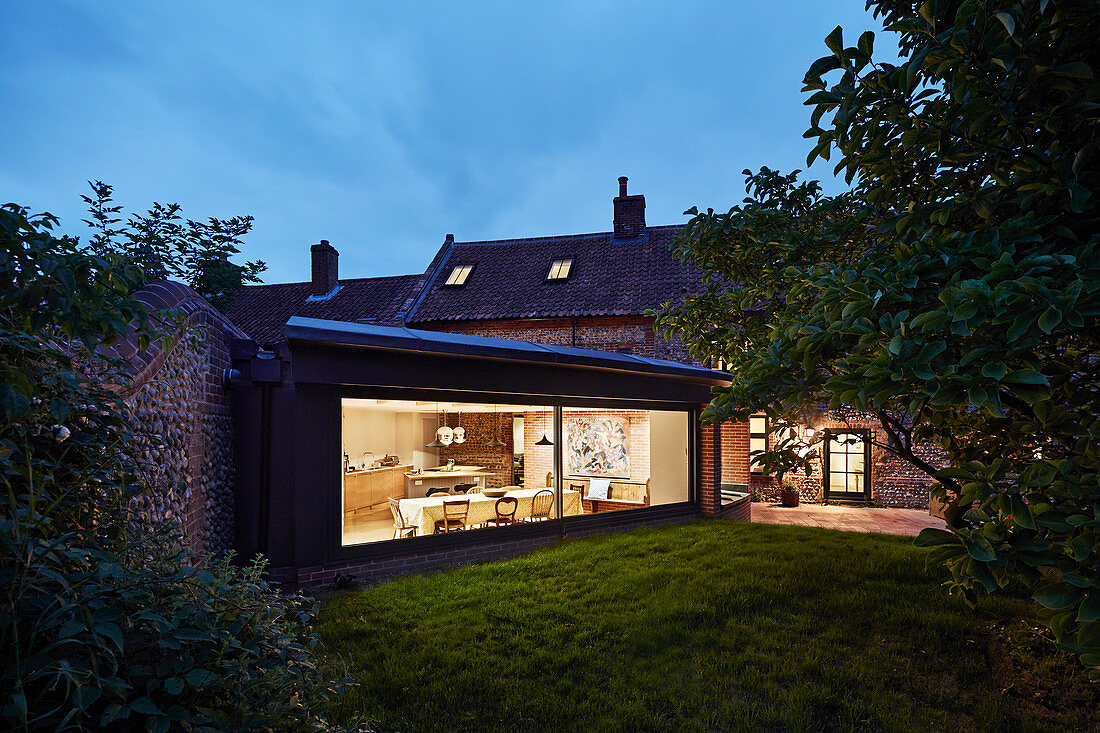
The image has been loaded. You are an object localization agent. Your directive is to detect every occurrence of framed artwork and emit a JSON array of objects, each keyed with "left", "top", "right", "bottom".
[{"left": 566, "top": 416, "right": 630, "bottom": 478}]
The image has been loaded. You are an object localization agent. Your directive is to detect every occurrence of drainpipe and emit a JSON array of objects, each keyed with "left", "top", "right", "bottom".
[
  {"left": 258, "top": 381, "right": 273, "bottom": 554},
  {"left": 571, "top": 317, "right": 577, "bottom": 348}
]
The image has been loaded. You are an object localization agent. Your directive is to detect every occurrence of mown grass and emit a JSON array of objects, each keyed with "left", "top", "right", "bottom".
[{"left": 318, "top": 520, "right": 1098, "bottom": 732}]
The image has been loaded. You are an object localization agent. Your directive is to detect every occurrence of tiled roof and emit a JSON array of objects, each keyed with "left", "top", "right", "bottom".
[
  {"left": 405, "top": 225, "right": 704, "bottom": 323},
  {"left": 221, "top": 274, "right": 420, "bottom": 346}
]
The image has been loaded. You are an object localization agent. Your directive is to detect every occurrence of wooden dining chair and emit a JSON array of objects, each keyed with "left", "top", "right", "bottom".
[
  {"left": 485, "top": 496, "right": 519, "bottom": 527},
  {"left": 434, "top": 498, "right": 469, "bottom": 533},
  {"left": 453, "top": 483, "right": 477, "bottom": 494},
  {"left": 526, "top": 489, "right": 555, "bottom": 522},
  {"left": 389, "top": 497, "right": 417, "bottom": 539},
  {"left": 426, "top": 487, "right": 450, "bottom": 497}
]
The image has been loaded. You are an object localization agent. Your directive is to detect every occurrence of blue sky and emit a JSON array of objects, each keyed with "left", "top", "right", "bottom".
[{"left": 1, "top": 1, "right": 886, "bottom": 284}]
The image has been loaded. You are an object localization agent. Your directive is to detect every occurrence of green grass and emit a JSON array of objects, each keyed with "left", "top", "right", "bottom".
[{"left": 317, "top": 520, "right": 1098, "bottom": 732}]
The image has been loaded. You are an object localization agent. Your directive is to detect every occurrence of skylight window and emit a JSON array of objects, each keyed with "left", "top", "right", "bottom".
[
  {"left": 444, "top": 264, "right": 474, "bottom": 286},
  {"left": 546, "top": 258, "right": 573, "bottom": 281}
]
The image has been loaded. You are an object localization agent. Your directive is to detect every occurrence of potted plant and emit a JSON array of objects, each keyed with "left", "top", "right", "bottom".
[{"left": 780, "top": 479, "right": 800, "bottom": 507}]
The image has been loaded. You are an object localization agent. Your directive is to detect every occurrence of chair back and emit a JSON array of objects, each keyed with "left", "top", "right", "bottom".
[
  {"left": 530, "top": 489, "right": 554, "bottom": 519},
  {"left": 494, "top": 496, "right": 519, "bottom": 521},
  {"left": 453, "top": 483, "right": 476, "bottom": 494},
  {"left": 442, "top": 498, "right": 469, "bottom": 522},
  {"left": 388, "top": 497, "right": 404, "bottom": 526},
  {"left": 426, "top": 487, "right": 450, "bottom": 497}
]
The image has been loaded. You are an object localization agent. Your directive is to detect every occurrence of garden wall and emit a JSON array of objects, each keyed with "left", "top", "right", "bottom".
[{"left": 110, "top": 282, "right": 248, "bottom": 557}]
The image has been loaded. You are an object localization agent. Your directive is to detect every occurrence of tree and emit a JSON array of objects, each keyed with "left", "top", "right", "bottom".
[
  {"left": 655, "top": 0, "right": 1100, "bottom": 677},
  {"left": 1, "top": 203, "right": 362, "bottom": 731},
  {"left": 81, "top": 180, "right": 267, "bottom": 307}
]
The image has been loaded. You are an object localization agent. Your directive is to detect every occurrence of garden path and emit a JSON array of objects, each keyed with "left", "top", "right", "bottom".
[{"left": 751, "top": 502, "right": 946, "bottom": 536}]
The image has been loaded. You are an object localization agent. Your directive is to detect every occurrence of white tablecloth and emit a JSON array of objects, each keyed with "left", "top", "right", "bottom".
[{"left": 400, "top": 488, "right": 581, "bottom": 536}]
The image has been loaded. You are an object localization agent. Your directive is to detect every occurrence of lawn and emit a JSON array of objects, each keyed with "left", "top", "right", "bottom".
[{"left": 318, "top": 520, "right": 1098, "bottom": 732}]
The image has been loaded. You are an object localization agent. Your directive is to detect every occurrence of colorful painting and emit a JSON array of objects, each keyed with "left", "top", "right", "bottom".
[{"left": 566, "top": 416, "right": 629, "bottom": 478}]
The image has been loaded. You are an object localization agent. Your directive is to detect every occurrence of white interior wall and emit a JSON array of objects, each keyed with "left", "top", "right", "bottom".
[{"left": 649, "top": 410, "right": 689, "bottom": 505}]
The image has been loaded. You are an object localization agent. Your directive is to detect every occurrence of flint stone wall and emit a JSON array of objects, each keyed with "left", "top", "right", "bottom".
[{"left": 111, "top": 282, "right": 247, "bottom": 557}]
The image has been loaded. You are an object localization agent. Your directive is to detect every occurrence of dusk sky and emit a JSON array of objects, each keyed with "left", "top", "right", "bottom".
[{"left": 2, "top": 2, "right": 887, "bottom": 284}]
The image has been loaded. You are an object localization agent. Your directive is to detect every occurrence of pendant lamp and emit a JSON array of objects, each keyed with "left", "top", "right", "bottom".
[
  {"left": 453, "top": 411, "right": 466, "bottom": 444},
  {"left": 436, "top": 410, "right": 454, "bottom": 446},
  {"left": 535, "top": 433, "right": 554, "bottom": 446},
  {"left": 487, "top": 405, "right": 506, "bottom": 448},
  {"left": 425, "top": 404, "right": 445, "bottom": 448}
]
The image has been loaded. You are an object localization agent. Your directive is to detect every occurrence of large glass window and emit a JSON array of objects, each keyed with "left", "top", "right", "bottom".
[
  {"left": 341, "top": 399, "right": 558, "bottom": 546},
  {"left": 340, "top": 399, "right": 691, "bottom": 546},
  {"left": 561, "top": 406, "right": 690, "bottom": 515}
]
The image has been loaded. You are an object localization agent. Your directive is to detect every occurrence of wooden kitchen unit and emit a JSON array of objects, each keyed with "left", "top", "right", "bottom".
[{"left": 343, "top": 464, "right": 411, "bottom": 516}]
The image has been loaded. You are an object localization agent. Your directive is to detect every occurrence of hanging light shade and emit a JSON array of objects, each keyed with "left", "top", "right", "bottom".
[
  {"left": 452, "top": 412, "right": 465, "bottom": 444},
  {"left": 435, "top": 410, "right": 454, "bottom": 446},
  {"left": 426, "top": 404, "right": 446, "bottom": 448},
  {"left": 535, "top": 433, "right": 554, "bottom": 446},
  {"left": 487, "top": 405, "right": 506, "bottom": 448}
]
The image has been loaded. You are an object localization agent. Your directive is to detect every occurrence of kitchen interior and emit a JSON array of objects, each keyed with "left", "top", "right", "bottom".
[
  {"left": 340, "top": 399, "right": 689, "bottom": 546},
  {"left": 341, "top": 398, "right": 547, "bottom": 545}
]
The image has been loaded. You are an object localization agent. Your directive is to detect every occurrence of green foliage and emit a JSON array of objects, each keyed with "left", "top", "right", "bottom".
[
  {"left": 654, "top": 0, "right": 1099, "bottom": 677},
  {"left": 320, "top": 521, "right": 1098, "bottom": 732},
  {"left": 81, "top": 180, "right": 267, "bottom": 307},
  {"left": 0, "top": 204, "right": 361, "bottom": 731}
]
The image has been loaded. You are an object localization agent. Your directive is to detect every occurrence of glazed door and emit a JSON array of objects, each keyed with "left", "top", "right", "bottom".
[{"left": 824, "top": 430, "right": 870, "bottom": 501}]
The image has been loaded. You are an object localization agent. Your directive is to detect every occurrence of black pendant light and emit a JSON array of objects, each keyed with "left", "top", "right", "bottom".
[
  {"left": 487, "top": 405, "right": 506, "bottom": 448},
  {"left": 425, "top": 403, "right": 445, "bottom": 448},
  {"left": 535, "top": 433, "right": 554, "bottom": 446}
]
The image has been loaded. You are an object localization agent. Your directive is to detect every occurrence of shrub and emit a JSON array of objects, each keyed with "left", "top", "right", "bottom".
[{"left": 0, "top": 204, "right": 364, "bottom": 731}]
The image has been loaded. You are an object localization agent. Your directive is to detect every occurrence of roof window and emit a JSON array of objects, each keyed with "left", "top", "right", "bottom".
[
  {"left": 546, "top": 258, "right": 573, "bottom": 281},
  {"left": 443, "top": 264, "right": 474, "bottom": 286}
]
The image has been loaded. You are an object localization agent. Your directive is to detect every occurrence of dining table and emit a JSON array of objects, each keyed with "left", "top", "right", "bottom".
[{"left": 399, "top": 486, "right": 582, "bottom": 536}]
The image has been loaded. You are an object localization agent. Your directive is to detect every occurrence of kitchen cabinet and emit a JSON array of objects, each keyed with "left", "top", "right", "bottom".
[{"left": 343, "top": 464, "right": 411, "bottom": 514}]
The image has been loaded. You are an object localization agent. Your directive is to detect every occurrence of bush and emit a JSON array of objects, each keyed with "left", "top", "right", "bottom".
[{"left": 0, "top": 204, "right": 363, "bottom": 731}]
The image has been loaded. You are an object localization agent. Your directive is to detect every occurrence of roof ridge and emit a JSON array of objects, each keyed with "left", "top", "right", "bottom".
[
  {"left": 238, "top": 272, "right": 421, "bottom": 291},
  {"left": 453, "top": 223, "right": 682, "bottom": 247}
]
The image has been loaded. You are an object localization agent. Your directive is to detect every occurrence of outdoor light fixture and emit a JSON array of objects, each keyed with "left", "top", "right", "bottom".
[
  {"left": 804, "top": 426, "right": 816, "bottom": 439},
  {"left": 535, "top": 433, "right": 554, "bottom": 446}
]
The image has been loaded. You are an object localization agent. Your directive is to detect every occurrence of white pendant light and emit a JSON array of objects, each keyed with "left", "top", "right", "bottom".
[
  {"left": 453, "top": 411, "right": 466, "bottom": 444},
  {"left": 436, "top": 410, "right": 454, "bottom": 446}
]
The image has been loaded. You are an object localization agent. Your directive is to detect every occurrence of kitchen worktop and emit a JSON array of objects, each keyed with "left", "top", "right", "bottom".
[
  {"left": 345, "top": 463, "right": 410, "bottom": 475},
  {"left": 406, "top": 465, "right": 489, "bottom": 477}
]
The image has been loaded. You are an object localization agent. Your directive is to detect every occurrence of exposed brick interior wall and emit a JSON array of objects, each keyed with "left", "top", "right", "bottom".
[
  {"left": 118, "top": 282, "right": 248, "bottom": 556},
  {"left": 521, "top": 409, "right": 555, "bottom": 490},
  {"left": 438, "top": 412, "right": 514, "bottom": 488}
]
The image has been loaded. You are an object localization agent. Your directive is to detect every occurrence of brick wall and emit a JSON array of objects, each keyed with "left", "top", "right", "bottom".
[
  {"left": 119, "top": 281, "right": 249, "bottom": 556},
  {"left": 416, "top": 315, "right": 698, "bottom": 364},
  {"left": 438, "top": 412, "right": 514, "bottom": 487},
  {"left": 747, "top": 413, "right": 937, "bottom": 508},
  {"left": 296, "top": 509, "right": 701, "bottom": 588}
]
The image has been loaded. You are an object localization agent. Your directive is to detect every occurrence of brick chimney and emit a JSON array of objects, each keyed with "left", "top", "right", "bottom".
[
  {"left": 310, "top": 240, "right": 339, "bottom": 296},
  {"left": 613, "top": 176, "right": 645, "bottom": 239}
]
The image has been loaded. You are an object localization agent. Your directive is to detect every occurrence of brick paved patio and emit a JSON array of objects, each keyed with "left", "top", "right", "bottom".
[{"left": 751, "top": 502, "right": 946, "bottom": 536}]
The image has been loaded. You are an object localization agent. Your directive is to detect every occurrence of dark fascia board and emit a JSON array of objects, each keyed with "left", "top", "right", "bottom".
[{"left": 283, "top": 316, "right": 731, "bottom": 385}]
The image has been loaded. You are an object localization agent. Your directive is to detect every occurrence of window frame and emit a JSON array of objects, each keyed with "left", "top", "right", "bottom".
[
  {"left": 545, "top": 258, "right": 574, "bottom": 281},
  {"left": 443, "top": 264, "right": 475, "bottom": 287},
  {"left": 749, "top": 413, "right": 769, "bottom": 475}
]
